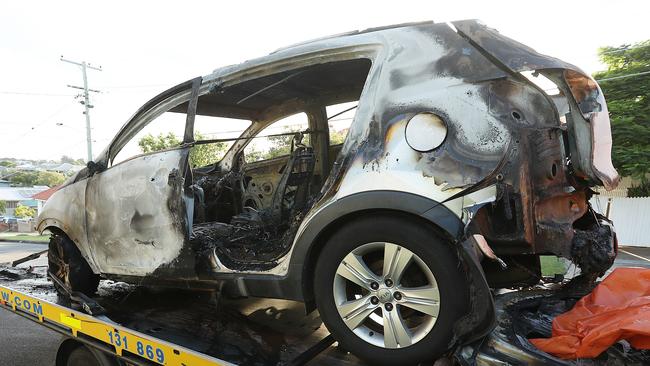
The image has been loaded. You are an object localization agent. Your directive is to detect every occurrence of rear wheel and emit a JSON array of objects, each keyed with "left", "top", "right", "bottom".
[
  {"left": 48, "top": 233, "right": 99, "bottom": 296},
  {"left": 314, "top": 215, "right": 469, "bottom": 365},
  {"left": 57, "top": 340, "right": 120, "bottom": 366}
]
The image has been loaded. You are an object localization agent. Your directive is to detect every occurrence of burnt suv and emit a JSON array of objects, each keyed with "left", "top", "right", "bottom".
[{"left": 38, "top": 20, "right": 619, "bottom": 364}]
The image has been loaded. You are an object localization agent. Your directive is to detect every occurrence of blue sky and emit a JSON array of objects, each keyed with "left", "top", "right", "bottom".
[{"left": 1, "top": 0, "right": 649, "bottom": 160}]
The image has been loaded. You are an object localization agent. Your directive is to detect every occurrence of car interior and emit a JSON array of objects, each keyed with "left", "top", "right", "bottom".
[{"left": 178, "top": 58, "right": 372, "bottom": 270}]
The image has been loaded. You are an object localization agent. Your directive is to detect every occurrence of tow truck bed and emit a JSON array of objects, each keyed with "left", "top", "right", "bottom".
[
  {"left": 0, "top": 264, "right": 359, "bottom": 366},
  {"left": 2, "top": 262, "right": 649, "bottom": 365}
]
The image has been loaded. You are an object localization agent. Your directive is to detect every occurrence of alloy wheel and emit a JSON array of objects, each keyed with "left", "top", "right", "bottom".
[{"left": 332, "top": 242, "right": 440, "bottom": 349}]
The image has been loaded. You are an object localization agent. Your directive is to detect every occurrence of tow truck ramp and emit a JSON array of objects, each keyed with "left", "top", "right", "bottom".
[{"left": 1, "top": 284, "right": 231, "bottom": 366}]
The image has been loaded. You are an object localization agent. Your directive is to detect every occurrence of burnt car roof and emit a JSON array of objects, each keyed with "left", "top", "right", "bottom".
[
  {"left": 208, "top": 21, "right": 435, "bottom": 78},
  {"left": 205, "top": 19, "right": 588, "bottom": 83}
]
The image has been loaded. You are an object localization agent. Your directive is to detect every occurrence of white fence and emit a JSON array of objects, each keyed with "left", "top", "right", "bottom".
[{"left": 591, "top": 196, "right": 650, "bottom": 247}]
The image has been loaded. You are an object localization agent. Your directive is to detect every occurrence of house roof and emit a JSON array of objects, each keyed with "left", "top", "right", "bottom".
[
  {"left": 31, "top": 185, "right": 61, "bottom": 201},
  {"left": 0, "top": 186, "right": 48, "bottom": 201}
]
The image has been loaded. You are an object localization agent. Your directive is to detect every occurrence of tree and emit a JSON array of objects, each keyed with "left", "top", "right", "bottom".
[
  {"left": 265, "top": 134, "right": 294, "bottom": 159},
  {"left": 14, "top": 204, "right": 36, "bottom": 219},
  {"left": 137, "top": 131, "right": 228, "bottom": 168},
  {"left": 36, "top": 171, "right": 66, "bottom": 187},
  {"left": 0, "top": 161, "right": 16, "bottom": 168},
  {"left": 9, "top": 171, "right": 38, "bottom": 186},
  {"left": 594, "top": 40, "right": 650, "bottom": 196},
  {"left": 0, "top": 201, "right": 5, "bottom": 215},
  {"left": 60, "top": 155, "right": 75, "bottom": 164},
  {"left": 138, "top": 132, "right": 181, "bottom": 154},
  {"left": 330, "top": 129, "right": 348, "bottom": 145},
  {"left": 245, "top": 147, "right": 264, "bottom": 162},
  {"left": 189, "top": 132, "right": 228, "bottom": 168},
  {"left": 8, "top": 170, "right": 65, "bottom": 187}
]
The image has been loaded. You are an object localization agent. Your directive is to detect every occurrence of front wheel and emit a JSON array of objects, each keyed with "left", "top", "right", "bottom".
[
  {"left": 314, "top": 215, "right": 469, "bottom": 365},
  {"left": 48, "top": 233, "right": 99, "bottom": 296}
]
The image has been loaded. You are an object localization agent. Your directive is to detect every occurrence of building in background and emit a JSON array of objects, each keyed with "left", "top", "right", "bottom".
[
  {"left": 0, "top": 186, "right": 48, "bottom": 217},
  {"left": 31, "top": 185, "right": 61, "bottom": 214}
]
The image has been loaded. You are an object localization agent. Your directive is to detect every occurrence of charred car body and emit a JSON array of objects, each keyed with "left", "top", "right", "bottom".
[{"left": 38, "top": 20, "right": 619, "bottom": 364}]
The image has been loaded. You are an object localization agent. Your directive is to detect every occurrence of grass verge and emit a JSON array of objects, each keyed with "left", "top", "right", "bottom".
[
  {"left": 0, "top": 234, "right": 50, "bottom": 243},
  {"left": 540, "top": 255, "right": 567, "bottom": 276}
]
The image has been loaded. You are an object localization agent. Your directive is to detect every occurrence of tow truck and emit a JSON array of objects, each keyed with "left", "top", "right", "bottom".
[
  {"left": 0, "top": 261, "right": 351, "bottom": 366},
  {"left": 2, "top": 256, "right": 648, "bottom": 366}
]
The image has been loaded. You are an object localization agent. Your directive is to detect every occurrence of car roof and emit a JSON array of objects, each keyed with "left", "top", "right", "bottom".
[{"left": 206, "top": 20, "right": 436, "bottom": 81}]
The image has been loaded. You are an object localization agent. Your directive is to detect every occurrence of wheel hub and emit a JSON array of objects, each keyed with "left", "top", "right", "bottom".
[{"left": 377, "top": 288, "right": 392, "bottom": 303}]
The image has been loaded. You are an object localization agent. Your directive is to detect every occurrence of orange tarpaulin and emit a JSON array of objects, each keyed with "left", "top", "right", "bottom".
[{"left": 530, "top": 268, "right": 650, "bottom": 359}]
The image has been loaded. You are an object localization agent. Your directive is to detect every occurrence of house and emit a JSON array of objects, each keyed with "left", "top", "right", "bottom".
[
  {"left": 0, "top": 186, "right": 48, "bottom": 217},
  {"left": 31, "top": 185, "right": 61, "bottom": 214}
]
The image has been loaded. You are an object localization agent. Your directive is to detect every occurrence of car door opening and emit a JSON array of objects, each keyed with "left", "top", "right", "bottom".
[{"left": 186, "top": 58, "right": 372, "bottom": 272}]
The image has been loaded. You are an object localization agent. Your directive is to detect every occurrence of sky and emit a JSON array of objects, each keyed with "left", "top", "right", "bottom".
[{"left": 1, "top": 0, "right": 649, "bottom": 161}]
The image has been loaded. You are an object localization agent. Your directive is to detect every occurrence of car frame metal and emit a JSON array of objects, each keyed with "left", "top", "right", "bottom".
[{"left": 37, "top": 19, "right": 620, "bottom": 363}]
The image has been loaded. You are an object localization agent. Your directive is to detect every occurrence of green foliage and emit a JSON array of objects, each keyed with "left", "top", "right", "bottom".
[
  {"left": 190, "top": 132, "right": 228, "bottom": 168},
  {"left": 137, "top": 131, "right": 228, "bottom": 168},
  {"left": 60, "top": 155, "right": 86, "bottom": 165},
  {"left": 628, "top": 184, "right": 650, "bottom": 198},
  {"left": 265, "top": 135, "right": 294, "bottom": 160},
  {"left": 8, "top": 171, "right": 36, "bottom": 186},
  {"left": 0, "top": 200, "right": 5, "bottom": 214},
  {"left": 244, "top": 148, "right": 264, "bottom": 162},
  {"left": 60, "top": 155, "right": 75, "bottom": 164},
  {"left": 246, "top": 129, "right": 311, "bottom": 163},
  {"left": 0, "top": 161, "right": 16, "bottom": 167},
  {"left": 36, "top": 171, "right": 66, "bottom": 187},
  {"left": 330, "top": 129, "right": 347, "bottom": 145},
  {"left": 593, "top": 40, "right": 650, "bottom": 194},
  {"left": 138, "top": 132, "right": 181, "bottom": 154},
  {"left": 8, "top": 171, "right": 65, "bottom": 187},
  {"left": 14, "top": 204, "right": 36, "bottom": 218}
]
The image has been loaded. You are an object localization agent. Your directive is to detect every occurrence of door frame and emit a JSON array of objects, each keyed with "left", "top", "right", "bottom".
[{"left": 82, "top": 78, "right": 202, "bottom": 275}]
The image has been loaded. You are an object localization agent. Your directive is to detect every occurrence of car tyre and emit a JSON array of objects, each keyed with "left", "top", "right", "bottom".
[
  {"left": 48, "top": 233, "right": 99, "bottom": 296},
  {"left": 314, "top": 215, "right": 469, "bottom": 365}
]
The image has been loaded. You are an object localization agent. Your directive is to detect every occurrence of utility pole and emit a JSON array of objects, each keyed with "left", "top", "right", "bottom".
[{"left": 60, "top": 56, "right": 102, "bottom": 162}]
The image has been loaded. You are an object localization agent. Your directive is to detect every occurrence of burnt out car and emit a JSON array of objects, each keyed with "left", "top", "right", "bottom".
[{"left": 38, "top": 20, "right": 619, "bottom": 365}]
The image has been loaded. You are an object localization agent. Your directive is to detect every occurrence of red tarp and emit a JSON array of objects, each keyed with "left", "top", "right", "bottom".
[{"left": 530, "top": 267, "right": 650, "bottom": 359}]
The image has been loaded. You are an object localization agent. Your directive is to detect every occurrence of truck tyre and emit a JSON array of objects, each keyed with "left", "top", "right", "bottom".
[
  {"left": 48, "top": 233, "right": 99, "bottom": 296},
  {"left": 57, "top": 341, "right": 120, "bottom": 366},
  {"left": 314, "top": 215, "right": 469, "bottom": 365}
]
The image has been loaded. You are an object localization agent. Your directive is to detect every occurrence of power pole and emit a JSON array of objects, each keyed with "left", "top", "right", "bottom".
[{"left": 60, "top": 56, "right": 102, "bottom": 162}]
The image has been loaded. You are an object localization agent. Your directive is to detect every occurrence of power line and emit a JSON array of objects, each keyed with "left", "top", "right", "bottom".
[
  {"left": 98, "top": 84, "right": 169, "bottom": 89},
  {"left": 0, "top": 91, "right": 75, "bottom": 97},
  {"left": 596, "top": 70, "right": 650, "bottom": 82},
  {"left": 6, "top": 103, "right": 76, "bottom": 144},
  {"left": 598, "top": 44, "right": 650, "bottom": 55}
]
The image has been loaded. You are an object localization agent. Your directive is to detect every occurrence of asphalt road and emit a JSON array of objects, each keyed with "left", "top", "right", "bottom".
[
  {"left": 0, "top": 242, "right": 60, "bottom": 365},
  {"left": 0, "top": 241, "right": 48, "bottom": 264},
  {"left": 1, "top": 242, "right": 649, "bottom": 366}
]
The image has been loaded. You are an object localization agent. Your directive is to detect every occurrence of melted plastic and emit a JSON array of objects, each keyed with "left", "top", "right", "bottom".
[{"left": 530, "top": 268, "right": 650, "bottom": 359}]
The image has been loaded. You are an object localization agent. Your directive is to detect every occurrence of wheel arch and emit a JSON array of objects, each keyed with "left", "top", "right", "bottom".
[
  {"left": 290, "top": 190, "right": 464, "bottom": 310},
  {"left": 41, "top": 221, "right": 100, "bottom": 275},
  {"left": 36, "top": 218, "right": 66, "bottom": 236}
]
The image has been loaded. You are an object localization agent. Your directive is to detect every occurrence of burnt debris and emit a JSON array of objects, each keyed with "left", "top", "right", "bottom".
[{"left": 571, "top": 210, "right": 616, "bottom": 279}]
